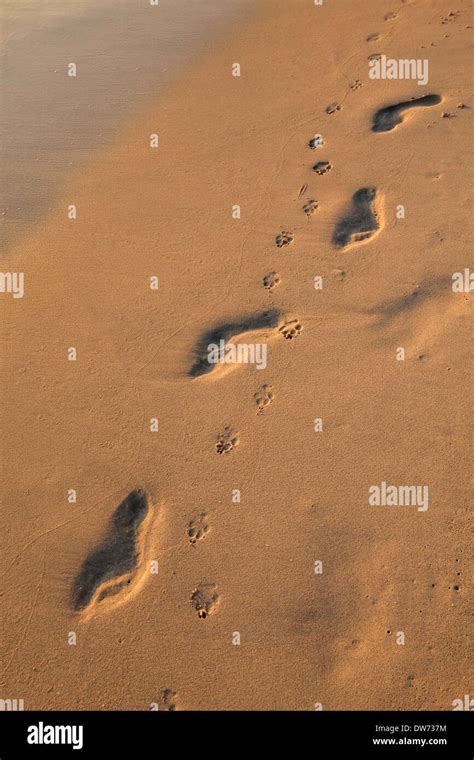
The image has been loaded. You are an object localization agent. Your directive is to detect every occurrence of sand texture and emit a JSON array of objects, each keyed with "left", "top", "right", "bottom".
[{"left": 1, "top": 0, "right": 472, "bottom": 710}]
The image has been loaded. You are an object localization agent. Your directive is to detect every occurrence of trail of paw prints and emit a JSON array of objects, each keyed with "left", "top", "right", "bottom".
[
  {"left": 187, "top": 512, "right": 209, "bottom": 545},
  {"left": 324, "top": 65, "right": 365, "bottom": 117},
  {"left": 442, "top": 103, "right": 468, "bottom": 120},
  {"left": 263, "top": 271, "right": 281, "bottom": 291},
  {"left": 254, "top": 383, "right": 274, "bottom": 415},
  {"left": 279, "top": 320, "right": 302, "bottom": 340},
  {"left": 216, "top": 427, "right": 239, "bottom": 454},
  {"left": 191, "top": 583, "right": 219, "bottom": 619},
  {"left": 325, "top": 81, "right": 361, "bottom": 116}
]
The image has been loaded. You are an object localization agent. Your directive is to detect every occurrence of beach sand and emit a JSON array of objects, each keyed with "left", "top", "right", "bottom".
[{"left": 1, "top": 0, "right": 472, "bottom": 710}]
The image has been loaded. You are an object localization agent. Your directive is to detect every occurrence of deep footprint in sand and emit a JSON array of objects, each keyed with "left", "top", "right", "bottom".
[
  {"left": 189, "top": 309, "right": 280, "bottom": 378},
  {"left": 372, "top": 94, "right": 442, "bottom": 132},
  {"left": 191, "top": 583, "right": 219, "bottom": 619},
  {"left": 332, "top": 187, "right": 381, "bottom": 248},
  {"left": 72, "top": 490, "right": 153, "bottom": 613}
]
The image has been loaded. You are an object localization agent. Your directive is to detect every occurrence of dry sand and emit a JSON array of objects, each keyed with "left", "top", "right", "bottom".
[{"left": 1, "top": 0, "right": 472, "bottom": 710}]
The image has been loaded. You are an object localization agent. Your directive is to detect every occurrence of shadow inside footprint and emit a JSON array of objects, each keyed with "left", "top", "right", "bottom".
[
  {"left": 189, "top": 309, "right": 281, "bottom": 377},
  {"left": 72, "top": 490, "right": 150, "bottom": 612},
  {"left": 372, "top": 94, "right": 441, "bottom": 132},
  {"left": 332, "top": 187, "right": 379, "bottom": 248}
]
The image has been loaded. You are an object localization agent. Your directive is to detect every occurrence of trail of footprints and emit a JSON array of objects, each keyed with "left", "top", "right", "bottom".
[
  {"left": 71, "top": 30, "right": 450, "bottom": 684},
  {"left": 72, "top": 86, "right": 445, "bottom": 610}
]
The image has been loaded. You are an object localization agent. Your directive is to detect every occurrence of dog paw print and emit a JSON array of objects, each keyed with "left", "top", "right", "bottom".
[
  {"left": 279, "top": 320, "right": 302, "bottom": 340},
  {"left": 187, "top": 513, "right": 209, "bottom": 545},
  {"left": 308, "top": 136, "right": 323, "bottom": 150},
  {"left": 326, "top": 102, "right": 342, "bottom": 114},
  {"left": 216, "top": 427, "right": 239, "bottom": 454},
  {"left": 275, "top": 230, "right": 294, "bottom": 248},
  {"left": 313, "top": 161, "right": 332, "bottom": 175},
  {"left": 384, "top": 11, "right": 398, "bottom": 21},
  {"left": 441, "top": 11, "right": 459, "bottom": 24},
  {"left": 263, "top": 271, "right": 281, "bottom": 291},
  {"left": 254, "top": 384, "right": 274, "bottom": 415},
  {"left": 160, "top": 689, "right": 177, "bottom": 711},
  {"left": 332, "top": 268, "right": 347, "bottom": 282},
  {"left": 191, "top": 583, "right": 219, "bottom": 619},
  {"left": 303, "top": 198, "right": 318, "bottom": 216},
  {"left": 350, "top": 79, "right": 362, "bottom": 90}
]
